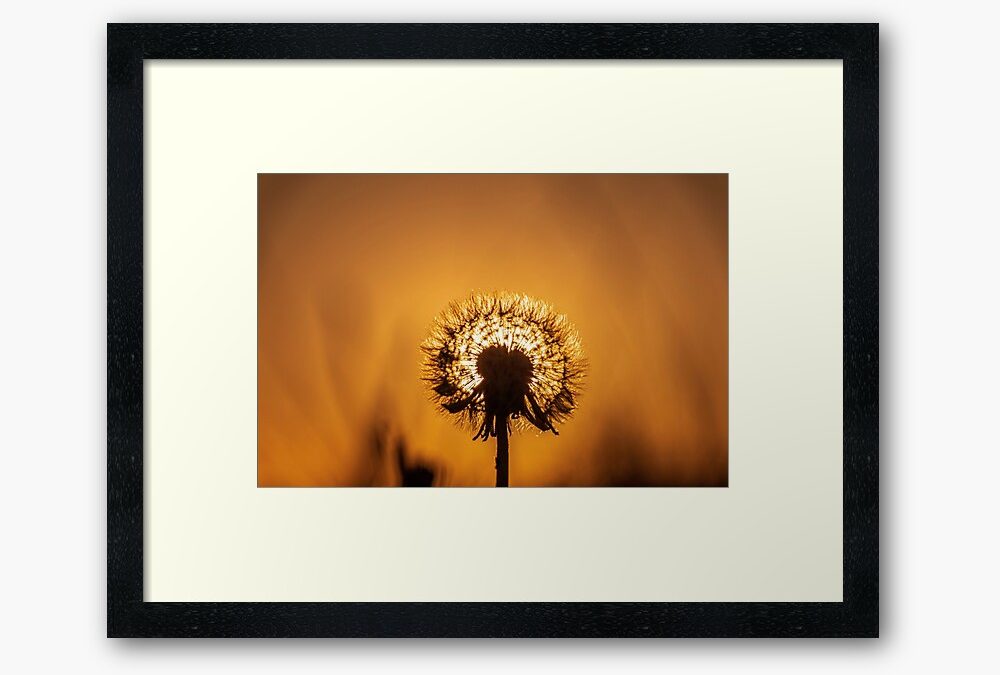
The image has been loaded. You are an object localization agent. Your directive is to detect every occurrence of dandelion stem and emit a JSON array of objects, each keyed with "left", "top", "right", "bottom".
[{"left": 495, "top": 412, "right": 509, "bottom": 487}]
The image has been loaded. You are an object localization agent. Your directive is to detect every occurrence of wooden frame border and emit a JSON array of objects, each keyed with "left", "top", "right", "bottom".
[{"left": 108, "top": 23, "right": 878, "bottom": 637}]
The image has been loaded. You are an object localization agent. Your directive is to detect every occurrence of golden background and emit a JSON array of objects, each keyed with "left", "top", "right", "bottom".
[{"left": 258, "top": 174, "right": 728, "bottom": 486}]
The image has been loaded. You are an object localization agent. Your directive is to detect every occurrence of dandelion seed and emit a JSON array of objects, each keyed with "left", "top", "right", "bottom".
[{"left": 421, "top": 291, "right": 587, "bottom": 487}]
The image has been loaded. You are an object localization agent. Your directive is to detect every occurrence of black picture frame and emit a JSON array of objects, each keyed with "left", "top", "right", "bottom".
[{"left": 108, "top": 23, "right": 878, "bottom": 638}]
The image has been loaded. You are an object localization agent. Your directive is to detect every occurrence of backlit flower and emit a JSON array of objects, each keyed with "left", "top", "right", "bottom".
[{"left": 421, "top": 291, "right": 586, "bottom": 442}]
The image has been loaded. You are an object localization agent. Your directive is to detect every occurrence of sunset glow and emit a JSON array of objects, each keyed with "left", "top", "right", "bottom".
[{"left": 258, "top": 174, "right": 728, "bottom": 487}]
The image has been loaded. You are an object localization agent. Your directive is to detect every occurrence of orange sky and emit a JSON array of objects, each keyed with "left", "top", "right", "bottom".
[{"left": 258, "top": 174, "right": 727, "bottom": 487}]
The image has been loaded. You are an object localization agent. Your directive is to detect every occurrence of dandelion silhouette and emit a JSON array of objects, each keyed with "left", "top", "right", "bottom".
[{"left": 421, "top": 291, "right": 586, "bottom": 487}]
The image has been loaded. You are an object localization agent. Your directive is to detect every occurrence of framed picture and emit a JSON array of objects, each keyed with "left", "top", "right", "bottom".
[{"left": 108, "top": 23, "right": 878, "bottom": 637}]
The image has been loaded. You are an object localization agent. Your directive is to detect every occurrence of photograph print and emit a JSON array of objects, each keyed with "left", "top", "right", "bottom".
[{"left": 258, "top": 174, "right": 728, "bottom": 487}]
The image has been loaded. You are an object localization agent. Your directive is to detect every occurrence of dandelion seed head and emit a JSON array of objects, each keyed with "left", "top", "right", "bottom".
[{"left": 421, "top": 291, "right": 586, "bottom": 438}]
